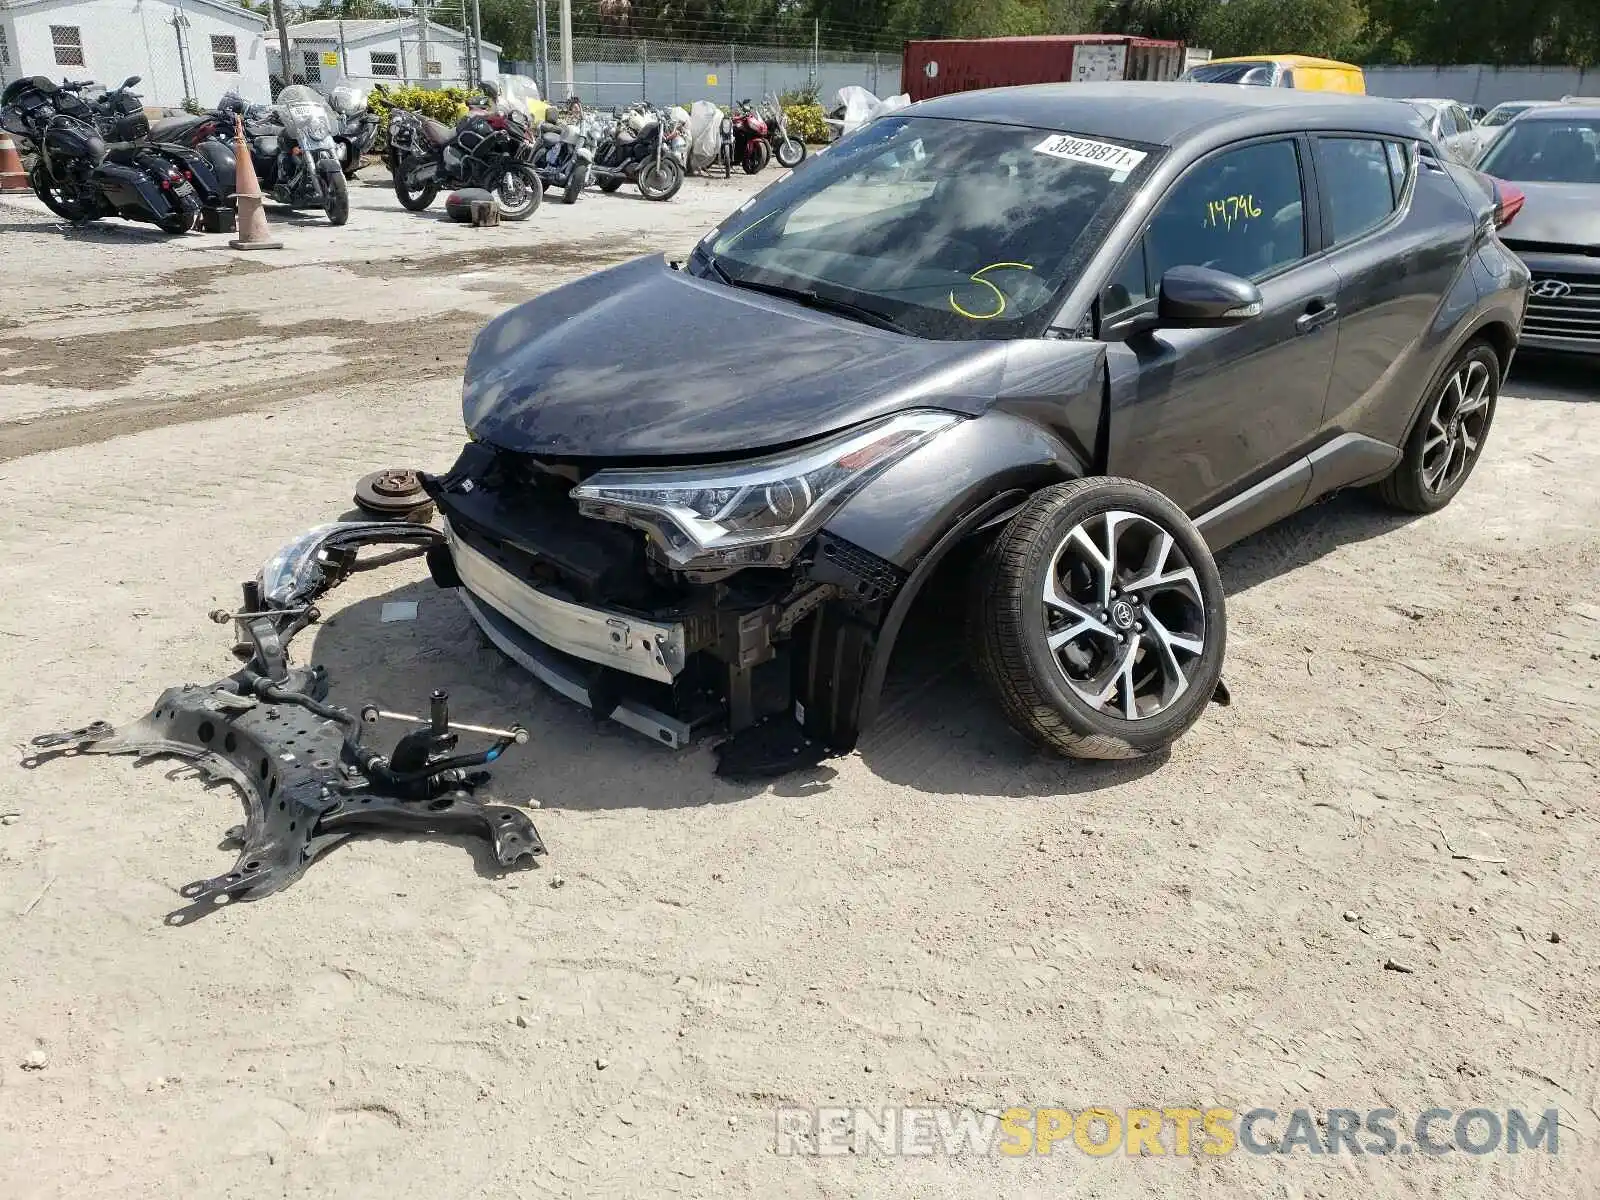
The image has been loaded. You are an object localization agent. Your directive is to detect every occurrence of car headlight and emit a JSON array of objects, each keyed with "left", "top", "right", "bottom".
[{"left": 572, "top": 410, "right": 962, "bottom": 568}]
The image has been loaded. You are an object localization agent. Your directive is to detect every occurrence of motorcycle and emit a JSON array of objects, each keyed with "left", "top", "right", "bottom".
[
  {"left": 327, "top": 85, "right": 379, "bottom": 179},
  {"left": 530, "top": 99, "right": 593, "bottom": 205},
  {"left": 272, "top": 85, "right": 349, "bottom": 225},
  {"left": 84, "top": 76, "right": 236, "bottom": 224},
  {"left": 760, "top": 94, "right": 806, "bottom": 168},
  {"left": 0, "top": 75, "right": 201, "bottom": 234},
  {"left": 729, "top": 99, "right": 771, "bottom": 174},
  {"left": 391, "top": 83, "right": 542, "bottom": 220},
  {"left": 590, "top": 104, "right": 684, "bottom": 201}
]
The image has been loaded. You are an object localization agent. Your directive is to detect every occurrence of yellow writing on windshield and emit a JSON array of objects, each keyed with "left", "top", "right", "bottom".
[
  {"left": 1205, "top": 195, "right": 1262, "bottom": 229},
  {"left": 949, "top": 262, "right": 1034, "bottom": 321}
]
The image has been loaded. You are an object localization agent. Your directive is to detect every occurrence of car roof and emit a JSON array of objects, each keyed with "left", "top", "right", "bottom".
[
  {"left": 1513, "top": 103, "right": 1600, "bottom": 121},
  {"left": 908, "top": 82, "right": 1429, "bottom": 147},
  {"left": 1206, "top": 54, "right": 1360, "bottom": 70}
]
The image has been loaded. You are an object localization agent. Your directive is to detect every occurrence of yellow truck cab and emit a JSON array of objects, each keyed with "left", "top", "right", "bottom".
[{"left": 1180, "top": 55, "right": 1366, "bottom": 94}]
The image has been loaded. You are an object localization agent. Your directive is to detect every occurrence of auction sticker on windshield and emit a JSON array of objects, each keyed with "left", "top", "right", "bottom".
[{"left": 1033, "top": 134, "right": 1147, "bottom": 180}]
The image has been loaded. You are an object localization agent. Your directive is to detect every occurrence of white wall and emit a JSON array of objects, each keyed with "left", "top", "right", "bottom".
[
  {"left": 9, "top": 0, "right": 269, "bottom": 107},
  {"left": 273, "top": 31, "right": 500, "bottom": 89}
]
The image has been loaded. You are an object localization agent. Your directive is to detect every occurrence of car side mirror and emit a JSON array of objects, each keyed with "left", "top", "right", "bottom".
[{"left": 1156, "top": 265, "right": 1263, "bottom": 328}]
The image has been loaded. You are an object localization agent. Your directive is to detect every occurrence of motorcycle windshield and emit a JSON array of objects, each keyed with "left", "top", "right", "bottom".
[{"left": 276, "top": 86, "right": 333, "bottom": 143}]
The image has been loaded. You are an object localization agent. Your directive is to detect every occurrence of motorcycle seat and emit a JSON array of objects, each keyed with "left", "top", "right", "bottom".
[
  {"left": 421, "top": 117, "right": 454, "bottom": 147},
  {"left": 99, "top": 141, "right": 145, "bottom": 165},
  {"left": 147, "top": 114, "right": 204, "bottom": 142}
]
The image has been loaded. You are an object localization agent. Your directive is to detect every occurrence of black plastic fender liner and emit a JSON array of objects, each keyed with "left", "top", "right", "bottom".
[{"left": 851, "top": 489, "right": 1030, "bottom": 739}]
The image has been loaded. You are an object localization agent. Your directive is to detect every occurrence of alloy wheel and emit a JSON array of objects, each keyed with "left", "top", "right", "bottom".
[
  {"left": 1041, "top": 510, "right": 1207, "bottom": 720},
  {"left": 1422, "top": 359, "right": 1493, "bottom": 494}
]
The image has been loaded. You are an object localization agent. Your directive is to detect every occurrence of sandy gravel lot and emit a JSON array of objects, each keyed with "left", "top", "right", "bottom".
[{"left": 1, "top": 171, "right": 1597, "bottom": 1200}]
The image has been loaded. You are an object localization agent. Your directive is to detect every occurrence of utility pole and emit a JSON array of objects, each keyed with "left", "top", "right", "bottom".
[
  {"left": 418, "top": 0, "right": 431, "bottom": 90},
  {"left": 270, "top": 0, "right": 292, "bottom": 93},
  {"left": 812, "top": 18, "right": 819, "bottom": 94},
  {"left": 559, "top": 0, "right": 573, "bottom": 101},
  {"left": 535, "top": 0, "right": 550, "bottom": 100},
  {"left": 471, "top": 0, "right": 484, "bottom": 88}
]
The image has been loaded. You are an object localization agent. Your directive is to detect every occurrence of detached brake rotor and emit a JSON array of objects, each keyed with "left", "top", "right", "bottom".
[{"left": 354, "top": 468, "right": 435, "bottom": 522}]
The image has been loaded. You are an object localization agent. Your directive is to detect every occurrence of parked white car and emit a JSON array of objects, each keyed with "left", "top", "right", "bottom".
[{"left": 1406, "top": 97, "right": 1491, "bottom": 163}]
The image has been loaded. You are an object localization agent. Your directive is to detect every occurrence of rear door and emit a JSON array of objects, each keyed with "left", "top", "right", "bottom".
[
  {"left": 1312, "top": 135, "right": 1470, "bottom": 457},
  {"left": 1100, "top": 135, "right": 1340, "bottom": 519}
]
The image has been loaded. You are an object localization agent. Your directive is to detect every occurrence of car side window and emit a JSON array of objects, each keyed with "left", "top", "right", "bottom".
[
  {"left": 1280, "top": 69, "right": 1296, "bottom": 88},
  {"left": 1100, "top": 237, "right": 1150, "bottom": 317},
  {"left": 1318, "top": 137, "right": 1401, "bottom": 245},
  {"left": 1384, "top": 141, "right": 1411, "bottom": 198},
  {"left": 1144, "top": 140, "right": 1307, "bottom": 284}
]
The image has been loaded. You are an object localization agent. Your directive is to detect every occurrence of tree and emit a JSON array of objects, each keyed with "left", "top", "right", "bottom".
[{"left": 1199, "top": 0, "right": 1365, "bottom": 60}]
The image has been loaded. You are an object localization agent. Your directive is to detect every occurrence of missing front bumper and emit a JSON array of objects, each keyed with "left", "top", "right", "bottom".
[{"left": 445, "top": 519, "right": 688, "bottom": 684}]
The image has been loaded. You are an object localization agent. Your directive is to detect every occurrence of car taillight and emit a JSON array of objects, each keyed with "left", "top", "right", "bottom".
[{"left": 1492, "top": 179, "right": 1525, "bottom": 229}]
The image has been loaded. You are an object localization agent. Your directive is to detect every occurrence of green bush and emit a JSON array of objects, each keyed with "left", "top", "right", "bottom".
[
  {"left": 783, "top": 103, "right": 829, "bottom": 144},
  {"left": 367, "top": 84, "right": 471, "bottom": 152}
]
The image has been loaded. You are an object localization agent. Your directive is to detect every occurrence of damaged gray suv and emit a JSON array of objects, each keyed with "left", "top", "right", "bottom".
[{"left": 324, "top": 84, "right": 1529, "bottom": 773}]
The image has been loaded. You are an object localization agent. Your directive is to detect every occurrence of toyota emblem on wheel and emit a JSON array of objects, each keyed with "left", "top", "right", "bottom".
[{"left": 1531, "top": 279, "right": 1572, "bottom": 299}]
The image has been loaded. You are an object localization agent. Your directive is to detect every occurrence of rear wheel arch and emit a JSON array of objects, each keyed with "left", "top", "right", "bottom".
[{"left": 1470, "top": 318, "right": 1515, "bottom": 381}]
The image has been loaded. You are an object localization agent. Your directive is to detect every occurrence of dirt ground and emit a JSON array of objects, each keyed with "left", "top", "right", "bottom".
[{"left": 1, "top": 171, "right": 1597, "bottom": 1200}]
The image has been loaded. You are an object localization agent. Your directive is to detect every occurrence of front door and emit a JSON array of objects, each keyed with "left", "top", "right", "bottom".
[{"left": 1102, "top": 136, "right": 1339, "bottom": 517}]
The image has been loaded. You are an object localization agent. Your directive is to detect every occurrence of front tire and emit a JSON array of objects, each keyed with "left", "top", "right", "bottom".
[
  {"left": 742, "top": 139, "right": 771, "bottom": 174},
  {"left": 491, "top": 165, "right": 541, "bottom": 220},
  {"left": 637, "top": 157, "right": 683, "bottom": 201},
  {"left": 970, "top": 478, "right": 1227, "bottom": 760},
  {"left": 32, "top": 167, "right": 96, "bottom": 222},
  {"left": 1374, "top": 341, "right": 1499, "bottom": 514},
  {"left": 775, "top": 136, "right": 806, "bottom": 168},
  {"left": 323, "top": 171, "right": 350, "bottom": 225},
  {"left": 562, "top": 162, "right": 587, "bottom": 205}
]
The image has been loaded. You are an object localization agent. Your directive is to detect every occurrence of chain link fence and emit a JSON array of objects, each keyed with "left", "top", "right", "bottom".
[{"left": 509, "top": 36, "right": 900, "bottom": 110}]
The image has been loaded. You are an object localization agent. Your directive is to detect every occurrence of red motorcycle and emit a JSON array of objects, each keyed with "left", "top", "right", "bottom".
[{"left": 730, "top": 100, "right": 771, "bottom": 174}]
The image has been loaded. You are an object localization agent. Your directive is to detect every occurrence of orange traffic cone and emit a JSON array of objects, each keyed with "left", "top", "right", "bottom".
[
  {"left": 227, "top": 115, "right": 282, "bottom": 250},
  {"left": 0, "top": 132, "right": 30, "bottom": 194}
]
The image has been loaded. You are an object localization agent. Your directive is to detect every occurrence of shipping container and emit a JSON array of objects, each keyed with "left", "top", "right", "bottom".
[{"left": 902, "top": 34, "right": 1186, "bottom": 103}]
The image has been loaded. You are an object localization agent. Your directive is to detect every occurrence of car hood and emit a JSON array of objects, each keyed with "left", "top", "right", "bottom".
[
  {"left": 461, "top": 255, "right": 1013, "bottom": 458},
  {"left": 1501, "top": 181, "right": 1600, "bottom": 248}
]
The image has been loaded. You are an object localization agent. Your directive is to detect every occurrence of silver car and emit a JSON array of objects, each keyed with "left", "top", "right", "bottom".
[{"left": 1406, "top": 97, "right": 1490, "bottom": 163}]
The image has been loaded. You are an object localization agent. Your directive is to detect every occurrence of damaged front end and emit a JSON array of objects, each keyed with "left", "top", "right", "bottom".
[
  {"left": 28, "top": 522, "right": 545, "bottom": 923},
  {"left": 422, "top": 413, "right": 959, "bottom": 775}
]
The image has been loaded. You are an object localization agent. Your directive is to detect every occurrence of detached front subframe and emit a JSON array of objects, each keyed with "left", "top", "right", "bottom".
[{"left": 27, "top": 522, "right": 545, "bottom": 923}]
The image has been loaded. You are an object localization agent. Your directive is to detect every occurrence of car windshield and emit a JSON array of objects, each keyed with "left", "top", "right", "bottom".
[
  {"left": 698, "top": 115, "right": 1159, "bottom": 340},
  {"left": 1478, "top": 118, "right": 1600, "bottom": 183},
  {"left": 1482, "top": 104, "right": 1528, "bottom": 127},
  {"left": 1182, "top": 61, "right": 1277, "bottom": 86}
]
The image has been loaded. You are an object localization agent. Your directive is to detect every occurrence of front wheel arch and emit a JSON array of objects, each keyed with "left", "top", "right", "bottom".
[{"left": 847, "top": 489, "right": 1037, "bottom": 743}]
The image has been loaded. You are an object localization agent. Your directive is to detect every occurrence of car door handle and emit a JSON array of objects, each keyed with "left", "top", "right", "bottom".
[{"left": 1296, "top": 301, "right": 1338, "bottom": 334}]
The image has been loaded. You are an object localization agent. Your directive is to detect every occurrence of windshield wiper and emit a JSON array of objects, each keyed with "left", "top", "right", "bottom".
[{"left": 706, "top": 263, "right": 914, "bottom": 336}]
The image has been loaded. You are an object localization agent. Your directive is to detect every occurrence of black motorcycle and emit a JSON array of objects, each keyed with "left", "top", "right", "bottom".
[
  {"left": 591, "top": 106, "right": 683, "bottom": 201},
  {"left": 391, "top": 88, "right": 541, "bottom": 220},
  {"left": 0, "top": 75, "right": 200, "bottom": 234},
  {"left": 84, "top": 76, "right": 236, "bottom": 226},
  {"left": 530, "top": 106, "right": 593, "bottom": 206}
]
